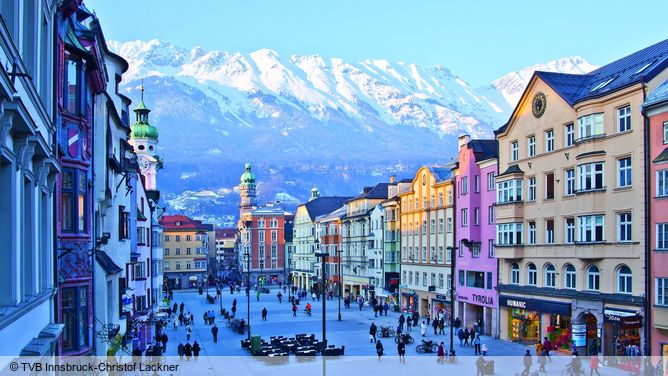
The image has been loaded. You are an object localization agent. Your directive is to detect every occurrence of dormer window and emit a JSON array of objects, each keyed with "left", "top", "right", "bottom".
[
  {"left": 590, "top": 77, "right": 615, "bottom": 92},
  {"left": 176, "top": 221, "right": 181, "bottom": 226}
]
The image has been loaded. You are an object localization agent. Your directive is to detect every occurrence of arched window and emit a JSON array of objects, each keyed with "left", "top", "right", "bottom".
[
  {"left": 545, "top": 264, "right": 556, "bottom": 287},
  {"left": 617, "top": 265, "right": 632, "bottom": 294},
  {"left": 586, "top": 265, "right": 600, "bottom": 291},
  {"left": 511, "top": 263, "right": 520, "bottom": 285},
  {"left": 527, "top": 263, "right": 537, "bottom": 286},
  {"left": 564, "top": 264, "right": 576, "bottom": 289},
  {"left": 422, "top": 174, "right": 427, "bottom": 185}
]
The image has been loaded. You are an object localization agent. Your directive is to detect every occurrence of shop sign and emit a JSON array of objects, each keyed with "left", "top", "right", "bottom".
[
  {"left": 572, "top": 324, "right": 586, "bottom": 347},
  {"left": 435, "top": 294, "right": 448, "bottom": 301},
  {"left": 506, "top": 299, "right": 527, "bottom": 309},
  {"left": 500, "top": 295, "right": 570, "bottom": 315},
  {"left": 428, "top": 285, "right": 436, "bottom": 292},
  {"left": 603, "top": 308, "right": 638, "bottom": 323},
  {"left": 471, "top": 294, "right": 494, "bottom": 306}
]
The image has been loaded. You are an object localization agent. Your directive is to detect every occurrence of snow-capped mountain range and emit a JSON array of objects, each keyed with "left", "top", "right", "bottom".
[{"left": 107, "top": 39, "right": 596, "bottom": 225}]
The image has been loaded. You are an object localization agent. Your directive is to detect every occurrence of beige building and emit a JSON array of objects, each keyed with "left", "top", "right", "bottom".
[
  {"left": 495, "top": 42, "right": 668, "bottom": 356},
  {"left": 399, "top": 166, "right": 455, "bottom": 317},
  {"left": 161, "top": 215, "right": 212, "bottom": 289}
]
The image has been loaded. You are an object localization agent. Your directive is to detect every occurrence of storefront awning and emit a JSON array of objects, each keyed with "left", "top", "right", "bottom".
[{"left": 500, "top": 295, "right": 571, "bottom": 316}]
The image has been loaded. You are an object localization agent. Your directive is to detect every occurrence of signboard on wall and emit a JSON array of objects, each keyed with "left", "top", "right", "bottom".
[{"left": 572, "top": 324, "right": 586, "bottom": 347}]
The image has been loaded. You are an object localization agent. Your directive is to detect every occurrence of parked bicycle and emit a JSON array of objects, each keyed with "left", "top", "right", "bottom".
[
  {"left": 379, "top": 325, "right": 395, "bottom": 338},
  {"left": 415, "top": 339, "right": 438, "bottom": 353},
  {"left": 395, "top": 332, "right": 414, "bottom": 344}
]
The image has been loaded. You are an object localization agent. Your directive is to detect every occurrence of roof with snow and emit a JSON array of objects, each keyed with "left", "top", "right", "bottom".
[
  {"left": 315, "top": 205, "right": 347, "bottom": 223},
  {"left": 302, "top": 196, "right": 352, "bottom": 222},
  {"left": 644, "top": 79, "right": 668, "bottom": 109},
  {"left": 496, "top": 38, "right": 668, "bottom": 135}
]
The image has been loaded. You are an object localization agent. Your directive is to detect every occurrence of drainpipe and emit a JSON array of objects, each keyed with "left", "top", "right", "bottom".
[
  {"left": 52, "top": 16, "right": 60, "bottom": 356},
  {"left": 90, "top": 93, "right": 96, "bottom": 355},
  {"left": 642, "top": 82, "right": 651, "bottom": 356}
]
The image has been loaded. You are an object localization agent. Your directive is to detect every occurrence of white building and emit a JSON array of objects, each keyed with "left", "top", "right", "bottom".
[
  {"left": 369, "top": 205, "right": 385, "bottom": 295},
  {"left": 0, "top": 0, "right": 63, "bottom": 356}
]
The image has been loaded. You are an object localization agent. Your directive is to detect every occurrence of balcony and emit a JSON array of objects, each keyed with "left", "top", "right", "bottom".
[
  {"left": 495, "top": 245, "right": 525, "bottom": 259},
  {"left": 495, "top": 201, "right": 524, "bottom": 220}
]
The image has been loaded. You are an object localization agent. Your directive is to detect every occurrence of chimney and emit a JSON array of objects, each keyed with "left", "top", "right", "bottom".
[
  {"left": 389, "top": 175, "right": 396, "bottom": 184},
  {"left": 458, "top": 134, "right": 471, "bottom": 149}
]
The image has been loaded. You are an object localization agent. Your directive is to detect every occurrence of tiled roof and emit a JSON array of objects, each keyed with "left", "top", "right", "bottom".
[
  {"left": 468, "top": 139, "right": 498, "bottom": 162},
  {"left": 498, "top": 164, "right": 524, "bottom": 176},
  {"left": 496, "top": 38, "right": 668, "bottom": 135},
  {"left": 644, "top": 78, "right": 668, "bottom": 108},
  {"left": 215, "top": 228, "right": 237, "bottom": 239},
  {"left": 160, "top": 214, "right": 211, "bottom": 231},
  {"left": 347, "top": 183, "right": 390, "bottom": 202},
  {"left": 653, "top": 147, "right": 668, "bottom": 164},
  {"left": 303, "top": 196, "right": 352, "bottom": 221},
  {"left": 315, "top": 205, "right": 347, "bottom": 222}
]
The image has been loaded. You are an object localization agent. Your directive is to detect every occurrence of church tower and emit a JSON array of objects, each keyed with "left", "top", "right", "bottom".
[
  {"left": 239, "top": 163, "right": 257, "bottom": 218},
  {"left": 130, "top": 83, "right": 160, "bottom": 191}
]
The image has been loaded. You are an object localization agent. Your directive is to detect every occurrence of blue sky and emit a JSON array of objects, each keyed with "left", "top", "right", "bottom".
[{"left": 88, "top": 0, "right": 667, "bottom": 86}]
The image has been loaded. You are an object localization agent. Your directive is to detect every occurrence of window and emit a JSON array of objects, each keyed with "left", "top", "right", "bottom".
[
  {"left": 471, "top": 243, "right": 481, "bottom": 257},
  {"left": 545, "top": 264, "right": 556, "bottom": 287},
  {"left": 565, "top": 218, "right": 575, "bottom": 244},
  {"left": 617, "top": 212, "right": 632, "bottom": 242},
  {"left": 186, "top": 247, "right": 191, "bottom": 255},
  {"left": 586, "top": 265, "right": 600, "bottom": 291},
  {"left": 186, "top": 235, "right": 192, "bottom": 241},
  {"left": 164, "top": 248, "right": 170, "bottom": 255},
  {"left": 488, "top": 206, "right": 495, "bottom": 224},
  {"left": 546, "top": 219, "right": 554, "bottom": 244},
  {"left": 545, "top": 172, "right": 554, "bottom": 199},
  {"left": 461, "top": 177, "right": 469, "bottom": 195},
  {"left": 64, "top": 58, "right": 81, "bottom": 114},
  {"left": 578, "top": 113, "right": 604, "bottom": 140},
  {"left": 511, "top": 141, "right": 519, "bottom": 161},
  {"left": 466, "top": 271, "right": 485, "bottom": 288},
  {"left": 461, "top": 208, "right": 468, "bottom": 227},
  {"left": 61, "top": 169, "right": 87, "bottom": 233},
  {"left": 474, "top": 176, "right": 480, "bottom": 193},
  {"left": 527, "top": 264, "right": 537, "bottom": 286},
  {"left": 474, "top": 208, "right": 480, "bottom": 225},
  {"left": 657, "top": 169, "right": 668, "bottom": 197},
  {"left": 617, "top": 266, "right": 632, "bottom": 294},
  {"left": 164, "top": 235, "right": 170, "bottom": 242},
  {"left": 527, "top": 177, "right": 536, "bottom": 201},
  {"left": 487, "top": 172, "right": 495, "bottom": 191},
  {"left": 564, "top": 265, "right": 576, "bottom": 289},
  {"left": 617, "top": 157, "right": 632, "bottom": 188},
  {"left": 415, "top": 272, "right": 420, "bottom": 286},
  {"left": 510, "top": 263, "right": 520, "bottom": 285},
  {"left": 578, "top": 162, "right": 605, "bottom": 191},
  {"left": 496, "top": 223, "right": 523, "bottom": 245},
  {"left": 565, "top": 169, "right": 575, "bottom": 195},
  {"left": 578, "top": 215, "right": 605, "bottom": 243},
  {"left": 409, "top": 272, "right": 413, "bottom": 284},
  {"left": 528, "top": 136, "right": 536, "bottom": 157},
  {"left": 496, "top": 179, "right": 523, "bottom": 203},
  {"left": 438, "top": 273, "right": 444, "bottom": 288},
  {"left": 438, "top": 219, "right": 444, "bottom": 233},
  {"left": 528, "top": 222, "right": 536, "bottom": 245},
  {"left": 617, "top": 106, "right": 631, "bottom": 133},
  {"left": 446, "top": 218, "right": 453, "bottom": 233},
  {"left": 423, "top": 272, "right": 428, "bottom": 287},
  {"left": 438, "top": 192, "right": 443, "bottom": 206},
  {"left": 175, "top": 261, "right": 181, "bottom": 270},
  {"left": 565, "top": 123, "right": 575, "bottom": 147},
  {"left": 438, "top": 246, "right": 444, "bottom": 262},
  {"left": 175, "top": 248, "right": 181, "bottom": 255},
  {"left": 657, "top": 223, "right": 668, "bottom": 250},
  {"left": 119, "top": 206, "right": 130, "bottom": 240},
  {"left": 422, "top": 220, "right": 427, "bottom": 234},
  {"left": 62, "top": 287, "right": 89, "bottom": 351},
  {"left": 259, "top": 231, "right": 265, "bottom": 242},
  {"left": 545, "top": 130, "right": 554, "bottom": 152},
  {"left": 431, "top": 219, "right": 436, "bottom": 233},
  {"left": 458, "top": 270, "right": 464, "bottom": 286},
  {"left": 664, "top": 122, "right": 668, "bottom": 144},
  {"left": 657, "top": 278, "right": 668, "bottom": 306},
  {"left": 488, "top": 239, "right": 495, "bottom": 257},
  {"left": 175, "top": 235, "right": 181, "bottom": 242}
]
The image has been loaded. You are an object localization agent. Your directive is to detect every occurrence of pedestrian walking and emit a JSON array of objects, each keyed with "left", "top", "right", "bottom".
[
  {"left": 469, "top": 328, "right": 476, "bottom": 347},
  {"left": 406, "top": 317, "right": 412, "bottom": 332},
  {"left": 184, "top": 342, "right": 192, "bottom": 360},
  {"left": 173, "top": 303, "right": 178, "bottom": 316},
  {"left": 256, "top": 290, "right": 261, "bottom": 301},
  {"left": 542, "top": 336, "right": 552, "bottom": 362},
  {"left": 589, "top": 352, "right": 601, "bottom": 376},
  {"left": 383, "top": 302, "right": 388, "bottom": 316},
  {"left": 522, "top": 349, "right": 532, "bottom": 376},
  {"left": 358, "top": 296, "right": 364, "bottom": 311},
  {"left": 432, "top": 318, "right": 439, "bottom": 335},
  {"left": 397, "top": 340, "right": 406, "bottom": 362},
  {"left": 437, "top": 342, "right": 445, "bottom": 364},
  {"left": 412, "top": 312, "right": 419, "bottom": 327},
  {"left": 261, "top": 307, "right": 268, "bottom": 321},
  {"left": 277, "top": 291, "right": 283, "bottom": 303},
  {"left": 463, "top": 328, "right": 470, "bottom": 347},
  {"left": 473, "top": 335, "right": 481, "bottom": 355},
  {"left": 161, "top": 332, "right": 168, "bottom": 352},
  {"left": 179, "top": 313, "right": 184, "bottom": 326},
  {"left": 369, "top": 322, "right": 377, "bottom": 343},
  {"left": 453, "top": 317, "right": 461, "bottom": 331},
  {"left": 438, "top": 318, "right": 445, "bottom": 335},
  {"left": 376, "top": 340, "right": 384, "bottom": 360},
  {"left": 180, "top": 302, "right": 184, "bottom": 314},
  {"left": 426, "top": 312, "right": 431, "bottom": 326},
  {"left": 173, "top": 317, "right": 178, "bottom": 331},
  {"left": 312, "top": 292, "right": 316, "bottom": 301},
  {"left": 186, "top": 325, "right": 192, "bottom": 341},
  {"left": 420, "top": 321, "right": 427, "bottom": 337},
  {"left": 373, "top": 305, "right": 379, "bottom": 317},
  {"left": 177, "top": 342, "right": 185, "bottom": 359},
  {"left": 458, "top": 328, "right": 464, "bottom": 347},
  {"left": 212, "top": 324, "right": 218, "bottom": 343},
  {"left": 193, "top": 341, "right": 201, "bottom": 359},
  {"left": 398, "top": 314, "right": 405, "bottom": 332},
  {"left": 292, "top": 303, "right": 298, "bottom": 317}
]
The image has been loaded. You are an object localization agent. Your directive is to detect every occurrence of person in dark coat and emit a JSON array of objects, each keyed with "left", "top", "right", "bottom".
[
  {"left": 432, "top": 318, "right": 439, "bottom": 335},
  {"left": 179, "top": 302, "right": 184, "bottom": 314},
  {"left": 458, "top": 328, "right": 465, "bottom": 347},
  {"left": 412, "top": 312, "right": 419, "bottom": 327},
  {"left": 178, "top": 312, "right": 184, "bottom": 326},
  {"left": 261, "top": 307, "right": 268, "bottom": 321},
  {"left": 376, "top": 340, "right": 384, "bottom": 360},
  {"left": 383, "top": 302, "right": 389, "bottom": 316},
  {"left": 454, "top": 317, "right": 461, "bottom": 330},
  {"left": 397, "top": 340, "right": 406, "bottom": 362},
  {"left": 177, "top": 342, "right": 185, "bottom": 359},
  {"left": 184, "top": 342, "right": 192, "bottom": 360},
  {"left": 398, "top": 314, "right": 405, "bottom": 332},
  {"left": 369, "top": 322, "right": 377, "bottom": 343},
  {"left": 211, "top": 324, "right": 219, "bottom": 343},
  {"left": 464, "top": 328, "right": 470, "bottom": 347},
  {"left": 160, "top": 332, "right": 168, "bottom": 352},
  {"left": 173, "top": 303, "right": 178, "bottom": 315},
  {"left": 193, "top": 341, "right": 201, "bottom": 359}
]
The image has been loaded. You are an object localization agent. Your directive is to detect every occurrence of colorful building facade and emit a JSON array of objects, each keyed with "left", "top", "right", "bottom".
[
  {"left": 453, "top": 135, "right": 499, "bottom": 336},
  {"left": 161, "top": 215, "right": 211, "bottom": 289}
]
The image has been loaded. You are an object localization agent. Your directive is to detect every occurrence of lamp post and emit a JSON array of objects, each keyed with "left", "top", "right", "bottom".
[
  {"left": 337, "top": 247, "right": 342, "bottom": 321},
  {"left": 446, "top": 238, "right": 470, "bottom": 355},
  {"left": 315, "top": 245, "right": 328, "bottom": 353}
]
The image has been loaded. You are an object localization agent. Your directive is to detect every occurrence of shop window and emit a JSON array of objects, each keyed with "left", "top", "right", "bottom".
[
  {"left": 545, "top": 264, "right": 556, "bottom": 287},
  {"left": 617, "top": 265, "right": 632, "bottom": 294},
  {"left": 586, "top": 265, "right": 600, "bottom": 291},
  {"left": 527, "top": 264, "right": 537, "bottom": 286},
  {"left": 510, "top": 263, "right": 520, "bottom": 285},
  {"left": 564, "top": 264, "right": 576, "bottom": 289}
]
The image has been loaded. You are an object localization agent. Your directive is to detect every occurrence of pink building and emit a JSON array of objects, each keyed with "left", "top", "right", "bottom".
[
  {"left": 453, "top": 135, "right": 499, "bottom": 337},
  {"left": 644, "top": 79, "right": 668, "bottom": 358}
]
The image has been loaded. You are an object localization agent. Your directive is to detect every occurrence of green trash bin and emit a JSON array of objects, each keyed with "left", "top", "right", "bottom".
[{"left": 250, "top": 336, "right": 262, "bottom": 355}]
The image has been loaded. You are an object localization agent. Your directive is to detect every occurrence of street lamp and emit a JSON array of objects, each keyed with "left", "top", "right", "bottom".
[
  {"left": 315, "top": 244, "right": 328, "bottom": 353},
  {"left": 446, "top": 238, "right": 470, "bottom": 355},
  {"left": 337, "top": 247, "right": 342, "bottom": 321}
]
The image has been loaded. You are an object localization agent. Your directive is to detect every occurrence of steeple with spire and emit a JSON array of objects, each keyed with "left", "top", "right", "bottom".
[
  {"left": 130, "top": 79, "right": 160, "bottom": 191},
  {"left": 239, "top": 163, "right": 257, "bottom": 218}
]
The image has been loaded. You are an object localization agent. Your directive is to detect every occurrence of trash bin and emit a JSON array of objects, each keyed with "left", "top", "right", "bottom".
[{"left": 250, "top": 336, "right": 262, "bottom": 355}]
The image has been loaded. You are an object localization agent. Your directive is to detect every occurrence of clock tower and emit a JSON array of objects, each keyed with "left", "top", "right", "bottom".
[
  {"left": 239, "top": 163, "right": 257, "bottom": 219},
  {"left": 130, "top": 84, "right": 160, "bottom": 191}
]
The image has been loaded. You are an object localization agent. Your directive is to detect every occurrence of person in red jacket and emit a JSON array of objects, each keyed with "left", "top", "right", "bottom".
[
  {"left": 292, "top": 303, "right": 298, "bottom": 317},
  {"left": 542, "top": 336, "right": 552, "bottom": 362}
]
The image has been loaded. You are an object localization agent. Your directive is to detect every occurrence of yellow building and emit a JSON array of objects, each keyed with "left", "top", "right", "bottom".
[
  {"left": 494, "top": 41, "right": 668, "bottom": 355},
  {"left": 160, "top": 215, "right": 212, "bottom": 289},
  {"left": 399, "top": 166, "right": 455, "bottom": 317}
]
